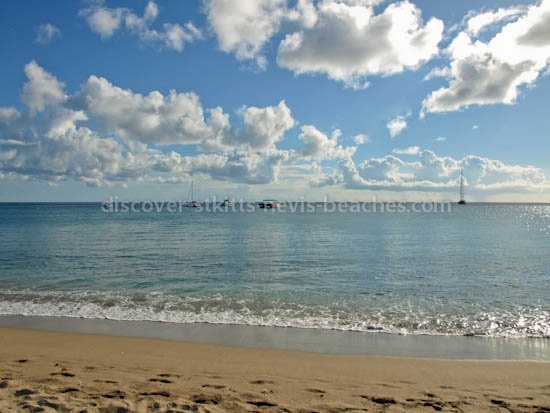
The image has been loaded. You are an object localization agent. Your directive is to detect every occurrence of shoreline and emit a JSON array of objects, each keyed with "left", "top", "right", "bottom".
[
  {"left": 1, "top": 314, "right": 548, "bottom": 361},
  {"left": 1, "top": 327, "right": 549, "bottom": 412}
]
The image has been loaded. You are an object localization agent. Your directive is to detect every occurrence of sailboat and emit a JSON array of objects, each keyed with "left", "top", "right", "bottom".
[
  {"left": 186, "top": 180, "right": 201, "bottom": 208},
  {"left": 458, "top": 167, "right": 466, "bottom": 205},
  {"left": 220, "top": 197, "right": 234, "bottom": 207}
]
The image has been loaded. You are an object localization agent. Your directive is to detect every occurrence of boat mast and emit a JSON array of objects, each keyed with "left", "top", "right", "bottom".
[
  {"left": 187, "top": 180, "right": 194, "bottom": 202},
  {"left": 459, "top": 167, "right": 465, "bottom": 202}
]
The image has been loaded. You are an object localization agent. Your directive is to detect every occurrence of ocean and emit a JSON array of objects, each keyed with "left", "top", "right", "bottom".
[{"left": 0, "top": 202, "right": 548, "bottom": 339}]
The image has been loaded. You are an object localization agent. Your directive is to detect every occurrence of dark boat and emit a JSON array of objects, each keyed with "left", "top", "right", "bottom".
[{"left": 258, "top": 199, "right": 282, "bottom": 209}]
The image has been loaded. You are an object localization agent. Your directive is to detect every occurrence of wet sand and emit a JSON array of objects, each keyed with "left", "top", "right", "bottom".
[
  {"left": 1, "top": 315, "right": 548, "bottom": 360},
  {"left": 1, "top": 327, "right": 549, "bottom": 412}
]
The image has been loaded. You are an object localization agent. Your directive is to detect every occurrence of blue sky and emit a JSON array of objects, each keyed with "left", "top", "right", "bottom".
[{"left": 0, "top": 0, "right": 548, "bottom": 201}]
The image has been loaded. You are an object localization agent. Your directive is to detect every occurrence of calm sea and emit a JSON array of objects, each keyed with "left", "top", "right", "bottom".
[{"left": 0, "top": 202, "right": 548, "bottom": 338}]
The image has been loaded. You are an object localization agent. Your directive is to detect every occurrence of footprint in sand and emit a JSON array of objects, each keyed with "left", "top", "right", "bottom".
[
  {"left": 250, "top": 379, "right": 275, "bottom": 385},
  {"left": 60, "top": 387, "right": 79, "bottom": 393},
  {"left": 490, "top": 399, "right": 510, "bottom": 406},
  {"left": 101, "top": 390, "right": 126, "bottom": 399},
  {"left": 247, "top": 400, "right": 278, "bottom": 408},
  {"left": 361, "top": 395, "right": 397, "bottom": 405},
  {"left": 15, "top": 388, "right": 37, "bottom": 397},
  {"left": 201, "top": 384, "right": 226, "bottom": 390},
  {"left": 190, "top": 393, "right": 222, "bottom": 405},
  {"left": 50, "top": 372, "right": 75, "bottom": 377},
  {"left": 37, "top": 398, "right": 68, "bottom": 410},
  {"left": 148, "top": 378, "right": 173, "bottom": 384},
  {"left": 306, "top": 388, "right": 326, "bottom": 396},
  {"left": 139, "top": 390, "right": 170, "bottom": 397},
  {"left": 158, "top": 373, "right": 180, "bottom": 378}
]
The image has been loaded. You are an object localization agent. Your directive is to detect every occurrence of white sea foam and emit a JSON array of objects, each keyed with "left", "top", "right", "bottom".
[{"left": 0, "top": 289, "right": 548, "bottom": 338}]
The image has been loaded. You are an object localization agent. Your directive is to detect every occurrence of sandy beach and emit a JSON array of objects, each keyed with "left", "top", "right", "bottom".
[{"left": 1, "top": 327, "right": 549, "bottom": 412}]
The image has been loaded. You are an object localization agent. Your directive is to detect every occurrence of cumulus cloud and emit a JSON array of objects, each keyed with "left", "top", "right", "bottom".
[
  {"left": 184, "top": 150, "right": 292, "bottom": 184},
  {"left": 204, "top": 0, "right": 287, "bottom": 68},
  {"left": 0, "top": 106, "right": 156, "bottom": 187},
  {"left": 353, "top": 133, "right": 369, "bottom": 145},
  {"left": 277, "top": 0, "right": 444, "bottom": 88},
  {"left": 70, "top": 75, "right": 228, "bottom": 145},
  {"left": 465, "top": 7, "right": 526, "bottom": 36},
  {"left": 0, "top": 104, "right": 293, "bottom": 188},
  {"left": 204, "top": 0, "right": 442, "bottom": 80},
  {"left": 34, "top": 23, "right": 61, "bottom": 44},
  {"left": 319, "top": 149, "right": 548, "bottom": 192},
  {"left": 422, "top": 0, "right": 550, "bottom": 114},
  {"left": 80, "top": 1, "right": 201, "bottom": 51},
  {"left": 226, "top": 101, "right": 295, "bottom": 150},
  {"left": 2, "top": 61, "right": 548, "bottom": 197},
  {"left": 299, "top": 125, "right": 355, "bottom": 159},
  {"left": 393, "top": 146, "right": 420, "bottom": 155},
  {"left": 21, "top": 61, "right": 66, "bottom": 111},
  {"left": 0, "top": 62, "right": 303, "bottom": 187},
  {"left": 68, "top": 75, "right": 293, "bottom": 151},
  {"left": 387, "top": 115, "right": 408, "bottom": 138}
]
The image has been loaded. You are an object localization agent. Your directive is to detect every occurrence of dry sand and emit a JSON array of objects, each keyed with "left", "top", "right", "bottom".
[{"left": 0, "top": 327, "right": 549, "bottom": 412}]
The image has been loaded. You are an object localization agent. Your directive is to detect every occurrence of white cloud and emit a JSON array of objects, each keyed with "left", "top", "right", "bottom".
[
  {"left": 203, "top": 0, "right": 443, "bottom": 82},
  {"left": 465, "top": 7, "right": 525, "bottom": 36},
  {"left": 21, "top": 61, "right": 66, "bottom": 111},
  {"left": 393, "top": 146, "right": 420, "bottom": 155},
  {"left": 423, "top": 66, "right": 451, "bottom": 81},
  {"left": 80, "top": 4, "right": 124, "bottom": 39},
  {"left": 0, "top": 101, "right": 294, "bottom": 188},
  {"left": 80, "top": 1, "right": 201, "bottom": 51},
  {"left": 70, "top": 74, "right": 296, "bottom": 152},
  {"left": 0, "top": 62, "right": 303, "bottom": 187},
  {"left": 0, "top": 106, "right": 155, "bottom": 187},
  {"left": 387, "top": 115, "right": 408, "bottom": 138},
  {"left": 227, "top": 101, "right": 295, "bottom": 150},
  {"left": 472, "top": 125, "right": 479, "bottom": 130},
  {"left": 71, "top": 75, "right": 227, "bottom": 145},
  {"left": 2, "top": 61, "right": 548, "bottom": 198},
  {"left": 204, "top": 0, "right": 287, "bottom": 67},
  {"left": 435, "top": 136, "right": 447, "bottom": 142},
  {"left": 422, "top": 0, "right": 550, "bottom": 114},
  {"left": 353, "top": 133, "right": 369, "bottom": 145},
  {"left": 34, "top": 23, "right": 61, "bottom": 44},
  {"left": 287, "top": 0, "right": 319, "bottom": 28},
  {"left": 299, "top": 125, "right": 355, "bottom": 159},
  {"left": 183, "top": 150, "right": 292, "bottom": 184},
  {"left": 277, "top": 1, "right": 444, "bottom": 88},
  {"left": 326, "top": 149, "right": 548, "bottom": 193}
]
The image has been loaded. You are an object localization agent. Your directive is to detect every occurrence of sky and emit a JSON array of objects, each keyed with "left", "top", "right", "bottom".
[{"left": 0, "top": 0, "right": 549, "bottom": 202}]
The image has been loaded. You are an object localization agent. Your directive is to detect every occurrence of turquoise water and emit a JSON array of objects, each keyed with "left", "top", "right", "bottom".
[{"left": 0, "top": 203, "right": 548, "bottom": 338}]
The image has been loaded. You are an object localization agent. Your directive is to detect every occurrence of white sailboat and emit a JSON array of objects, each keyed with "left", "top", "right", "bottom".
[
  {"left": 186, "top": 180, "right": 201, "bottom": 208},
  {"left": 458, "top": 167, "right": 466, "bottom": 205}
]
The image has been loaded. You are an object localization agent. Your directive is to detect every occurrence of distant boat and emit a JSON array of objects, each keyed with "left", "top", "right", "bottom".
[
  {"left": 186, "top": 180, "right": 201, "bottom": 208},
  {"left": 220, "top": 198, "right": 234, "bottom": 207},
  {"left": 259, "top": 199, "right": 282, "bottom": 209},
  {"left": 458, "top": 167, "right": 466, "bottom": 205}
]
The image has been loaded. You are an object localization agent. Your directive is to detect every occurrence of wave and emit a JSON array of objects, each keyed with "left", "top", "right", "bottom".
[{"left": 0, "top": 289, "right": 548, "bottom": 338}]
